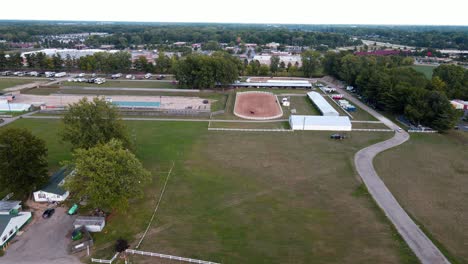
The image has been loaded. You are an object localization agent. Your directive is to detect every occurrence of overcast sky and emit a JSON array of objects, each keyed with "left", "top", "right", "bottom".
[{"left": 2, "top": 0, "right": 467, "bottom": 25}]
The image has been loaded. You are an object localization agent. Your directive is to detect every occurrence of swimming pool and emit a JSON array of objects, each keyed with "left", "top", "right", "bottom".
[{"left": 113, "top": 101, "right": 161, "bottom": 108}]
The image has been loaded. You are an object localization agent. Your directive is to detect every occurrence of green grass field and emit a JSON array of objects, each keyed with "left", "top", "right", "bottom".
[
  {"left": 61, "top": 80, "right": 177, "bottom": 89},
  {"left": 2, "top": 118, "right": 419, "bottom": 264},
  {"left": 410, "top": 65, "right": 437, "bottom": 79},
  {"left": 0, "top": 78, "right": 40, "bottom": 91},
  {"left": 287, "top": 96, "right": 321, "bottom": 115},
  {"left": 375, "top": 131, "right": 468, "bottom": 263}
]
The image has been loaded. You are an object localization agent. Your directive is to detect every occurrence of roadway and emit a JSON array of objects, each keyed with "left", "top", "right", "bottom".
[{"left": 321, "top": 77, "right": 450, "bottom": 264}]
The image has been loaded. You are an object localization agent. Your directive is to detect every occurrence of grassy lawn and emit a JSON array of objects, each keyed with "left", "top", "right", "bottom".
[
  {"left": 287, "top": 96, "right": 321, "bottom": 115},
  {"left": 61, "top": 80, "right": 177, "bottom": 89},
  {"left": 410, "top": 65, "right": 436, "bottom": 79},
  {"left": 351, "top": 122, "right": 390, "bottom": 130},
  {"left": 375, "top": 131, "right": 468, "bottom": 263},
  {"left": 0, "top": 78, "right": 40, "bottom": 91},
  {"left": 2, "top": 118, "right": 419, "bottom": 264}
]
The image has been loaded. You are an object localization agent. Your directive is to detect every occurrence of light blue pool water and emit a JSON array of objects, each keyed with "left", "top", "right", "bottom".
[{"left": 113, "top": 101, "right": 161, "bottom": 108}]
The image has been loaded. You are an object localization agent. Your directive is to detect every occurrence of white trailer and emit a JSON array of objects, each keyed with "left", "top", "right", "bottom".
[
  {"left": 45, "top": 72, "right": 55, "bottom": 78},
  {"left": 55, "top": 72, "right": 67, "bottom": 78},
  {"left": 73, "top": 216, "right": 106, "bottom": 232},
  {"left": 29, "top": 71, "right": 39, "bottom": 77}
]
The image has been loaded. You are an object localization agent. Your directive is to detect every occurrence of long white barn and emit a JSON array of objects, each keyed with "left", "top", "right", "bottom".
[
  {"left": 289, "top": 115, "right": 352, "bottom": 131},
  {"left": 307, "top": 92, "right": 339, "bottom": 116}
]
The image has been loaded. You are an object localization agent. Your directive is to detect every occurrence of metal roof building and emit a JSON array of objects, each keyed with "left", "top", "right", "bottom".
[
  {"left": 289, "top": 115, "right": 352, "bottom": 131},
  {"left": 307, "top": 91, "right": 339, "bottom": 116},
  {"left": 231, "top": 82, "right": 312, "bottom": 89},
  {"left": 73, "top": 216, "right": 106, "bottom": 232}
]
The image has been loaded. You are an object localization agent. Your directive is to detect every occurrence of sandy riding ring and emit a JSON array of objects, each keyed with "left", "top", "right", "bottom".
[{"left": 233, "top": 91, "right": 283, "bottom": 120}]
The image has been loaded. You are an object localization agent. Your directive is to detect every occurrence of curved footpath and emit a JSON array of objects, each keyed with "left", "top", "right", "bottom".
[{"left": 321, "top": 78, "right": 450, "bottom": 264}]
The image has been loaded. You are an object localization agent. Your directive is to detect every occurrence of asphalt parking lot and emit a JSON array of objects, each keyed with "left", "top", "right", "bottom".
[{"left": 2, "top": 207, "right": 81, "bottom": 264}]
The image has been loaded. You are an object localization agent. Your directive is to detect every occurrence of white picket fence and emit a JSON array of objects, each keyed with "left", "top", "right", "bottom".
[
  {"left": 126, "top": 249, "right": 220, "bottom": 264},
  {"left": 408, "top": 129, "right": 438, "bottom": 133},
  {"left": 208, "top": 127, "right": 292, "bottom": 132},
  {"left": 91, "top": 252, "right": 119, "bottom": 263},
  {"left": 352, "top": 128, "right": 394, "bottom": 132}
]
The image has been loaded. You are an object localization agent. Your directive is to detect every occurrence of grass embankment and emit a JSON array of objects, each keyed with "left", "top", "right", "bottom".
[
  {"left": 375, "top": 131, "right": 468, "bottom": 263},
  {"left": 0, "top": 78, "right": 40, "bottom": 91},
  {"left": 61, "top": 80, "right": 177, "bottom": 89},
  {"left": 2, "top": 119, "right": 418, "bottom": 264}
]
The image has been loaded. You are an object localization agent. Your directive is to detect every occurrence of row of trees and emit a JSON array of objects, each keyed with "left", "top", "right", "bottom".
[
  {"left": 0, "top": 50, "right": 175, "bottom": 74},
  {"left": 0, "top": 98, "right": 151, "bottom": 211},
  {"left": 174, "top": 52, "right": 241, "bottom": 88},
  {"left": 323, "top": 52, "right": 460, "bottom": 131}
]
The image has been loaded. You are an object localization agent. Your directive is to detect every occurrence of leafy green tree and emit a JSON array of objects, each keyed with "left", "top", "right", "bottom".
[
  {"left": 174, "top": 53, "right": 240, "bottom": 88},
  {"left": 61, "top": 97, "right": 131, "bottom": 150},
  {"left": 64, "top": 139, "right": 151, "bottom": 211},
  {"left": 51, "top": 54, "right": 63, "bottom": 70},
  {"left": 259, "top": 65, "right": 269, "bottom": 76},
  {"left": 301, "top": 50, "right": 321, "bottom": 77},
  {"left": 0, "top": 128, "right": 48, "bottom": 197},
  {"left": 203, "top": 41, "right": 221, "bottom": 51},
  {"left": 270, "top": 56, "right": 280, "bottom": 75},
  {"left": 134, "top": 56, "right": 149, "bottom": 72}
]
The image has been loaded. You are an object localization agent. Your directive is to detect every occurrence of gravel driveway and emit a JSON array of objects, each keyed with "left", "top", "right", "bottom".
[{"left": 2, "top": 207, "right": 81, "bottom": 264}]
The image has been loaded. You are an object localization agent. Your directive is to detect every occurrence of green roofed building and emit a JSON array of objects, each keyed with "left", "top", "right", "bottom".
[
  {"left": 33, "top": 167, "right": 72, "bottom": 203},
  {"left": 0, "top": 201, "right": 32, "bottom": 250}
]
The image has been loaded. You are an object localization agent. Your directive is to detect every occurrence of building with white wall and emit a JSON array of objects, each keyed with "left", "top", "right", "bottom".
[{"left": 289, "top": 115, "right": 352, "bottom": 131}]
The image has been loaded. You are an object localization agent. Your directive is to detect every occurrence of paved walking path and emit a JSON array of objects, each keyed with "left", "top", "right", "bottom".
[{"left": 321, "top": 77, "right": 450, "bottom": 264}]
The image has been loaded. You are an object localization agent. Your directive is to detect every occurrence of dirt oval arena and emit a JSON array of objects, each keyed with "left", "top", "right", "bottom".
[{"left": 233, "top": 91, "right": 283, "bottom": 120}]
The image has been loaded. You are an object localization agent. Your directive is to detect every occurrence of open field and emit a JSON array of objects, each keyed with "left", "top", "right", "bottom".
[
  {"left": 61, "top": 80, "right": 177, "bottom": 89},
  {"left": 375, "top": 131, "right": 468, "bottom": 264},
  {"left": 0, "top": 78, "right": 41, "bottom": 91},
  {"left": 351, "top": 122, "right": 390, "bottom": 130},
  {"left": 2, "top": 119, "right": 418, "bottom": 264},
  {"left": 410, "top": 65, "right": 436, "bottom": 79},
  {"left": 287, "top": 96, "right": 321, "bottom": 115}
]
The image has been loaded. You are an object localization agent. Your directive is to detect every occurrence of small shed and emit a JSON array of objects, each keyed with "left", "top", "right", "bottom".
[
  {"left": 73, "top": 216, "right": 105, "bottom": 232},
  {"left": 33, "top": 167, "right": 72, "bottom": 203}
]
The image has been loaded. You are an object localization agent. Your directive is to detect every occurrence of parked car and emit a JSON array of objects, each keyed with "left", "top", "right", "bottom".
[
  {"left": 68, "top": 204, "right": 78, "bottom": 215},
  {"left": 71, "top": 228, "right": 83, "bottom": 241},
  {"left": 42, "top": 208, "right": 55, "bottom": 219}
]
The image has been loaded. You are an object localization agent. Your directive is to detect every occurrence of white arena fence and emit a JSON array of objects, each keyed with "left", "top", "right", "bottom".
[
  {"left": 408, "top": 129, "right": 438, "bottom": 133},
  {"left": 233, "top": 91, "right": 283, "bottom": 120},
  {"left": 126, "top": 249, "right": 220, "bottom": 264},
  {"left": 91, "top": 252, "right": 119, "bottom": 263},
  {"left": 208, "top": 127, "right": 292, "bottom": 132},
  {"left": 352, "top": 128, "right": 394, "bottom": 132}
]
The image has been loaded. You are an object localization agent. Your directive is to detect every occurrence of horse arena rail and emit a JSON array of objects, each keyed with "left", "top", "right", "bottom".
[
  {"left": 408, "top": 129, "right": 438, "bottom": 133},
  {"left": 208, "top": 127, "right": 293, "bottom": 132},
  {"left": 126, "top": 249, "right": 220, "bottom": 264},
  {"left": 91, "top": 252, "right": 119, "bottom": 263},
  {"left": 233, "top": 91, "right": 283, "bottom": 120},
  {"left": 352, "top": 128, "right": 394, "bottom": 132}
]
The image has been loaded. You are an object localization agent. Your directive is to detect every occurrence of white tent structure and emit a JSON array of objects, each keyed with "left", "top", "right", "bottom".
[
  {"left": 0, "top": 103, "right": 31, "bottom": 112},
  {"left": 289, "top": 115, "right": 352, "bottom": 131},
  {"left": 307, "top": 92, "right": 339, "bottom": 116}
]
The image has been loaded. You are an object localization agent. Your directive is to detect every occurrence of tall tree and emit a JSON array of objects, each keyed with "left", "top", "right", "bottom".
[
  {"left": 301, "top": 50, "right": 321, "bottom": 78},
  {"left": 64, "top": 139, "right": 151, "bottom": 211},
  {"left": 270, "top": 56, "right": 280, "bottom": 76},
  {"left": 0, "top": 128, "right": 48, "bottom": 197},
  {"left": 61, "top": 97, "right": 131, "bottom": 150}
]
